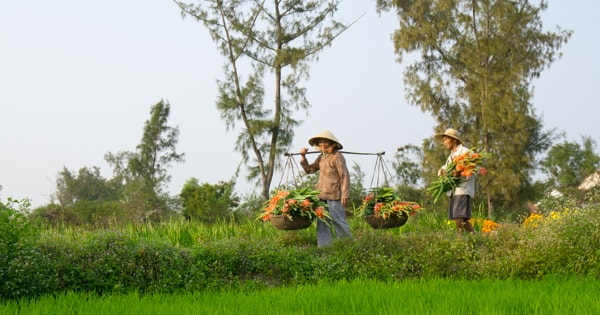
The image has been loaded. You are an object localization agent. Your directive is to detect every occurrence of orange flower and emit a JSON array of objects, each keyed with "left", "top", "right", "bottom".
[
  {"left": 356, "top": 187, "right": 423, "bottom": 219},
  {"left": 428, "top": 148, "right": 492, "bottom": 203},
  {"left": 462, "top": 169, "right": 474, "bottom": 178},
  {"left": 301, "top": 199, "right": 311, "bottom": 207},
  {"left": 315, "top": 206, "right": 325, "bottom": 218},
  {"left": 481, "top": 219, "right": 501, "bottom": 233},
  {"left": 374, "top": 202, "right": 383, "bottom": 213},
  {"left": 258, "top": 187, "right": 331, "bottom": 224},
  {"left": 479, "top": 167, "right": 487, "bottom": 175}
]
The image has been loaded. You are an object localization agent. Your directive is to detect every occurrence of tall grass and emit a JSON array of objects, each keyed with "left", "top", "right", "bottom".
[
  {"left": 38, "top": 201, "right": 460, "bottom": 247},
  {"left": 3, "top": 277, "right": 598, "bottom": 314}
]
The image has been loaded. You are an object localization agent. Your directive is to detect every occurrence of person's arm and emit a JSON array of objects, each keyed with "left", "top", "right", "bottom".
[
  {"left": 300, "top": 147, "right": 320, "bottom": 174},
  {"left": 336, "top": 153, "right": 350, "bottom": 207},
  {"left": 438, "top": 155, "right": 450, "bottom": 176}
]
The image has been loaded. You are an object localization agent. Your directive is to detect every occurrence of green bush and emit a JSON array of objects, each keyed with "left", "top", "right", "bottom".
[
  {"left": 2, "top": 201, "right": 599, "bottom": 300},
  {"left": 0, "top": 198, "right": 44, "bottom": 299}
]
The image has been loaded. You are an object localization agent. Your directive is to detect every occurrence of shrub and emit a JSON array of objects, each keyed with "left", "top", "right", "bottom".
[
  {"left": 0, "top": 198, "right": 44, "bottom": 299},
  {"left": 2, "top": 200, "right": 600, "bottom": 300}
]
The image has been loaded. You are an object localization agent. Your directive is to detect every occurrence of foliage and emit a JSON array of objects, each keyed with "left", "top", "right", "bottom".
[
  {"left": 37, "top": 166, "right": 130, "bottom": 227},
  {"left": 583, "top": 185, "right": 600, "bottom": 205},
  {"left": 427, "top": 149, "right": 492, "bottom": 203},
  {"left": 257, "top": 187, "right": 330, "bottom": 223},
  {"left": 534, "top": 192, "right": 578, "bottom": 215},
  {"left": 234, "top": 192, "right": 266, "bottom": 220},
  {"left": 540, "top": 135, "right": 600, "bottom": 190},
  {"left": 355, "top": 187, "right": 422, "bottom": 219},
  {"left": 54, "top": 166, "right": 122, "bottom": 207},
  {"left": 3, "top": 196, "right": 600, "bottom": 300},
  {"left": 105, "top": 100, "right": 184, "bottom": 218},
  {"left": 174, "top": 0, "right": 353, "bottom": 200},
  {"left": 390, "top": 145, "right": 427, "bottom": 206},
  {"left": 31, "top": 201, "right": 136, "bottom": 228},
  {"left": 0, "top": 198, "right": 36, "bottom": 255},
  {"left": 180, "top": 178, "right": 239, "bottom": 223},
  {"left": 393, "top": 144, "right": 424, "bottom": 188},
  {"left": 348, "top": 161, "right": 367, "bottom": 211},
  {"left": 0, "top": 198, "right": 43, "bottom": 300},
  {"left": 376, "top": 0, "right": 572, "bottom": 214}
]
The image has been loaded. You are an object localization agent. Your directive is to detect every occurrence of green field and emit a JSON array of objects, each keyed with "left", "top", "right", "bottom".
[{"left": 2, "top": 277, "right": 599, "bottom": 314}]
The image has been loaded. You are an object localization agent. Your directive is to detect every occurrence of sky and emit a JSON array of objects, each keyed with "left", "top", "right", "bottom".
[{"left": 1, "top": 1, "right": 598, "bottom": 208}]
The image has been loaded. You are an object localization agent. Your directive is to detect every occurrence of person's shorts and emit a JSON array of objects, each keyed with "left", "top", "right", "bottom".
[{"left": 448, "top": 195, "right": 472, "bottom": 220}]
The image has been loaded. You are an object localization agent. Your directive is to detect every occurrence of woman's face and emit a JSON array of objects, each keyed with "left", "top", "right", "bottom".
[
  {"left": 442, "top": 136, "right": 457, "bottom": 150},
  {"left": 318, "top": 139, "right": 335, "bottom": 153}
]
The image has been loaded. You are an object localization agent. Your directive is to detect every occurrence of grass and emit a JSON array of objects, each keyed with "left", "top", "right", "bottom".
[
  {"left": 38, "top": 207, "right": 454, "bottom": 248},
  {"left": 2, "top": 277, "right": 599, "bottom": 314}
]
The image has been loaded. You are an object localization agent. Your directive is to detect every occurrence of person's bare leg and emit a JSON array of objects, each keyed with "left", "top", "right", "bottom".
[
  {"left": 463, "top": 219, "right": 475, "bottom": 234},
  {"left": 454, "top": 219, "right": 464, "bottom": 233}
]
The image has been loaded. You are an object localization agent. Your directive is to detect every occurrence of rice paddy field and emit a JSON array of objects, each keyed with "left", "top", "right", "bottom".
[{"left": 2, "top": 277, "right": 599, "bottom": 314}]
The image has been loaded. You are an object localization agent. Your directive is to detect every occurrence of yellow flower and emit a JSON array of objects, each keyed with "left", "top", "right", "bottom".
[
  {"left": 523, "top": 213, "right": 543, "bottom": 228},
  {"left": 481, "top": 219, "right": 501, "bottom": 234}
]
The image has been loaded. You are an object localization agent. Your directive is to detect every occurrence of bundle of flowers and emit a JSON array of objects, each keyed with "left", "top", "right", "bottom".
[
  {"left": 427, "top": 148, "right": 492, "bottom": 203},
  {"left": 258, "top": 187, "right": 331, "bottom": 223},
  {"left": 356, "top": 187, "right": 422, "bottom": 219}
]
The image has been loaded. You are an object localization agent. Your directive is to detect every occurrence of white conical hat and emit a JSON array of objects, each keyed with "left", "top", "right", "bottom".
[{"left": 308, "top": 130, "right": 343, "bottom": 149}]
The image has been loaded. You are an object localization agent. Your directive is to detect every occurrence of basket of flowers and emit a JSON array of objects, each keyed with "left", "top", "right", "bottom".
[
  {"left": 258, "top": 187, "right": 331, "bottom": 230},
  {"left": 427, "top": 148, "right": 492, "bottom": 203},
  {"left": 356, "top": 187, "right": 422, "bottom": 229}
]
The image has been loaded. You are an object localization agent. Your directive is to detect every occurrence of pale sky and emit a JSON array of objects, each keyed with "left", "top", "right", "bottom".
[{"left": 1, "top": 1, "right": 598, "bottom": 208}]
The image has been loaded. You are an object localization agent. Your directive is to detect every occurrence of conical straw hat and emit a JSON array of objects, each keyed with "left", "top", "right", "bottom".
[
  {"left": 434, "top": 128, "right": 462, "bottom": 144},
  {"left": 308, "top": 130, "right": 343, "bottom": 150}
]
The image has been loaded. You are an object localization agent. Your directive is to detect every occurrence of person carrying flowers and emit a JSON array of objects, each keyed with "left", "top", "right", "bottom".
[
  {"left": 435, "top": 128, "right": 476, "bottom": 234},
  {"left": 299, "top": 130, "right": 353, "bottom": 247}
]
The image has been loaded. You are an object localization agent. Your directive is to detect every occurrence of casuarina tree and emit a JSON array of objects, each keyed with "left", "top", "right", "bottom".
[
  {"left": 105, "top": 100, "right": 185, "bottom": 219},
  {"left": 174, "top": 0, "right": 356, "bottom": 200},
  {"left": 376, "top": 0, "right": 572, "bottom": 215}
]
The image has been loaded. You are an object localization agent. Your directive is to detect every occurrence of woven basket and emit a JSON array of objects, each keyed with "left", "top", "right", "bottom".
[
  {"left": 364, "top": 212, "right": 408, "bottom": 229},
  {"left": 270, "top": 214, "right": 313, "bottom": 230}
]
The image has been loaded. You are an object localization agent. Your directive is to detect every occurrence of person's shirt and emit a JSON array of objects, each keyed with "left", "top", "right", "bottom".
[
  {"left": 442, "top": 144, "right": 475, "bottom": 198},
  {"left": 301, "top": 150, "right": 350, "bottom": 201}
]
